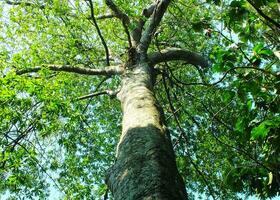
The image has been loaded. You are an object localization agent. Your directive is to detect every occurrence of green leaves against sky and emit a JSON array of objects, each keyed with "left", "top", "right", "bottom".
[{"left": 0, "top": 0, "right": 279, "bottom": 199}]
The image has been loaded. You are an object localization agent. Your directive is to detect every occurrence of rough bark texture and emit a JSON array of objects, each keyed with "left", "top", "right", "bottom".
[{"left": 106, "top": 63, "right": 188, "bottom": 200}]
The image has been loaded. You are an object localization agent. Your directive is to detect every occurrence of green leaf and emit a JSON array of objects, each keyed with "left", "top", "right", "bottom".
[
  {"left": 223, "top": 90, "right": 235, "bottom": 103},
  {"left": 268, "top": 172, "right": 273, "bottom": 185},
  {"left": 250, "top": 117, "right": 280, "bottom": 139},
  {"left": 247, "top": 100, "right": 253, "bottom": 110},
  {"left": 253, "top": 43, "right": 264, "bottom": 53},
  {"left": 251, "top": 122, "right": 270, "bottom": 139},
  {"left": 235, "top": 118, "right": 245, "bottom": 132},
  {"left": 259, "top": 49, "right": 273, "bottom": 56}
]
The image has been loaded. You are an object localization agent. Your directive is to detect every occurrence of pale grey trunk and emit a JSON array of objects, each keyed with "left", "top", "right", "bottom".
[{"left": 106, "top": 63, "right": 188, "bottom": 200}]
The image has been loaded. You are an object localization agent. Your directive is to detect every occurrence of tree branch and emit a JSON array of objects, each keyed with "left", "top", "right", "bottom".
[
  {"left": 247, "top": 0, "right": 280, "bottom": 30},
  {"left": 87, "top": 0, "right": 110, "bottom": 66},
  {"left": 148, "top": 48, "right": 209, "bottom": 68},
  {"left": 187, "top": 152, "right": 217, "bottom": 200},
  {"left": 82, "top": 76, "right": 111, "bottom": 114},
  {"left": 16, "top": 65, "right": 124, "bottom": 76},
  {"left": 76, "top": 90, "right": 118, "bottom": 101},
  {"left": 162, "top": 72, "right": 189, "bottom": 146},
  {"left": 104, "top": 0, "right": 129, "bottom": 23},
  {"left": 131, "top": 3, "right": 156, "bottom": 46},
  {"left": 138, "top": 0, "right": 172, "bottom": 58},
  {"left": 104, "top": 0, "right": 132, "bottom": 47}
]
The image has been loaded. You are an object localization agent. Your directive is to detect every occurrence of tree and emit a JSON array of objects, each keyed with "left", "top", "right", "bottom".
[{"left": 0, "top": 0, "right": 279, "bottom": 199}]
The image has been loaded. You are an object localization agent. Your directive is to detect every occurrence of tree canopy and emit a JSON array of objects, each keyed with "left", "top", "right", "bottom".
[{"left": 0, "top": 0, "right": 279, "bottom": 199}]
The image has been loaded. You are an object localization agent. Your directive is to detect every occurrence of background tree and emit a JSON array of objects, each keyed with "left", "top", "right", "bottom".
[{"left": 0, "top": 0, "right": 279, "bottom": 199}]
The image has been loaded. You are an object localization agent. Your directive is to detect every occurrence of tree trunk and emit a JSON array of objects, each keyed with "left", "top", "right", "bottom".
[{"left": 106, "top": 62, "right": 188, "bottom": 200}]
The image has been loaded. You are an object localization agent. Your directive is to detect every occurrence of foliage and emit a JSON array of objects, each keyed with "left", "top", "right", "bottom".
[{"left": 0, "top": 0, "right": 279, "bottom": 199}]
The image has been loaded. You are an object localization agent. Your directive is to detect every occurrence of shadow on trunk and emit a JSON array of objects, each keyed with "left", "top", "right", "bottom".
[{"left": 106, "top": 124, "right": 188, "bottom": 200}]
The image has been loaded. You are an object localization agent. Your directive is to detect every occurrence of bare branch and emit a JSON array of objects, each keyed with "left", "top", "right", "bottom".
[
  {"left": 138, "top": 0, "right": 172, "bottom": 58},
  {"left": 16, "top": 65, "right": 124, "bottom": 76},
  {"left": 148, "top": 48, "right": 209, "bottom": 68}
]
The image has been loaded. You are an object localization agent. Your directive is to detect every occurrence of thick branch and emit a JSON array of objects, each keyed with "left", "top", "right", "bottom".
[
  {"left": 131, "top": 4, "right": 156, "bottom": 46},
  {"left": 138, "top": 0, "right": 171, "bottom": 57},
  {"left": 148, "top": 48, "right": 209, "bottom": 68},
  {"left": 16, "top": 65, "right": 124, "bottom": 76}
]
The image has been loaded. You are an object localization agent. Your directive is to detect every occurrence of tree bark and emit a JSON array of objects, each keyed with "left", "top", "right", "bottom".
[
  {"left": 106, "top": 62, "right": 188, "bottom": 200},
  {"left": 16, "top": 65, "right": 123, "bottom": 76}
]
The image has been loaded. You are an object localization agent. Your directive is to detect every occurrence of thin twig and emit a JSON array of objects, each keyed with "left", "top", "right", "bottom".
[
  {"left": 185, "top": 149, "right": 217, "bottom": 200},
  {"left": 76, "top": 90, "right": 117, "bottom": 101},
  {"left": 171, "top": 65, "right": 278, "bottom": 87},
  {"left": 82, "top": 77, "right": 111, "bottom": 114},
  {"left": 87, "top": 0, "right": 110, "bottom": 66}
]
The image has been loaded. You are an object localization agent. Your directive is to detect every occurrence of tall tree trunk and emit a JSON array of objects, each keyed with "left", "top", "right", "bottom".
[{"left": 106, "top": 62, "right": 188, "bottom": 199}]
